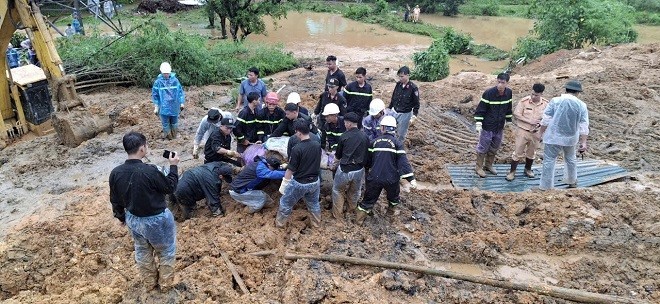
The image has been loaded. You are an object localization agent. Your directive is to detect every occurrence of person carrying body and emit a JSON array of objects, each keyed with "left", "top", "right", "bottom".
[
  {"left": 362, "top": 98, "right": 395, "bottom": 142},
  {"left": 173, "top": 161, "right": 238, "bottom": 218},
  {"left": 204, "top": 115, "right": 242, "bottom": 167},
  {"left": 230, "top": 154, "right": 286, "bottom": 213},
  {"left": 258, "top": 92, "right": 286, "bottom": 141},
  {"left": 236, "top": 92, "right": 262, "bottom": 153},
  {"left": 152, "top": 62, "right": 185, "bottom": 140},
  {"left": 319, "top": 103, "right": 346, "bottom": 152},
  {"left": 271, "top": 103, "right": 319, "bottom": 138}
]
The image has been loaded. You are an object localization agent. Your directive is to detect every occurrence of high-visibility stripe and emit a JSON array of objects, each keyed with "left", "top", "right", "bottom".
[
  {"left": 400, "top": 173, "right": 414, "bottom": 179},
  {"left": 506, "top": 114, "right": 513, "bottom": 118},
  {"left": 157, "top": 86, "right": 179, "bottom": 90},
  {"left": 257, "top": 131, "right": 265, "bottom": 135},
  {"left": 368, "top": 147, "right": 406, "bottom": 154},
  {"left": 258, "top": 119, "right": 282, "bottom": 124},
  {"left": 480, "top": 98, "right": 512, "bottom": 105},
  {"left": 330, "top": 143, "right": 338, "bottom": 149},
  {"left": 237, "top": 135, "right": 245, "bottom": 140},
  {"left": 474, "top": 117, "right": 484, "bottom": 121},
  {"left": 343, "top": 89, "right": 373, "bottom": 97},
  {"left": 327, "top": 131, "right": 343, "bottom": 137},
  {"left": 236, "top": 117, "right": 258, "bottom": 124},
  {"left": 357, "top": 206, "right": 370, "bottom": 213}
]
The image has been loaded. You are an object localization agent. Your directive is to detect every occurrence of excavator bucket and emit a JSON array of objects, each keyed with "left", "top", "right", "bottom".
[{"left": 51, "top": 110, "right": 113, "bottom": 147}]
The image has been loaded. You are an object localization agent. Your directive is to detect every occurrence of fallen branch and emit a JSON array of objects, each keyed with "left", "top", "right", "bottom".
[
  {"left": 220, "top": 251, "right": 250, "bottom": 295},
  {"left": 284, "top": 253, "right": 648, "bottom": 304},
  {"left": 248, "top": 250, "right": 276, "bottom": 257}
]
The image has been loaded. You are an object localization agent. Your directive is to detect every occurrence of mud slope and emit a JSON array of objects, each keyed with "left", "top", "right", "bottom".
[{"left": 0, "top": 43, "right": 659, "bottom": 303}]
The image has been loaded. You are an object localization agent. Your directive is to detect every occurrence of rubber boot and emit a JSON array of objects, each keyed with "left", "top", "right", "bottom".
[
  {"left": 475, "top": 153, "right": 487, "bottom": 178},
  {"left": 163, "top": 130, "right": 171, "bottom": 140},
  {"left": 158, "top": 264, "right": 175, "bottom": 291},
  {"left": 171, "top": 128, "right": 178, "bottom": 139},
  {"left": 139, "top": 264, "right": 158, "bottom": 291},
  {"left": 485, "top": 152, "right": 498, "bottom": 175},
  {"left": 309, "top": 212, "right": 321, "bottom": 228},
  {"left": 524, "top": 158, "right": 535, "bottom": 178},
  {"left": 275, "top": 212, "right": 287, "bottom": 228},
  {"left": 506, "top": 161, "right": 518, "bottom": 181},
  {"left": 355, "top": 210, "right": 368, "bottom": 225}
]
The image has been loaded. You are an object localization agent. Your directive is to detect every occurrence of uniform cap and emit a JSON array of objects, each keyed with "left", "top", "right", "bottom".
[
  {"left": 564, "top": 80, "right": 583, "bottom": 92},
  {"left": 368, "top": 99, "right": 386, "bottom": 116},
  {"left": 265, "top": 157, "right": 282, "bottom": 169},
  {"left": 160, "top": 62, "right": 172, "bottom": 74},
  {"left": 207, "top": 108, "right": 221, "bottom": 123},
  {"left": 266, "top": 92, "right": 279, "bottom": 104},
  {"left": 286, "top": 92, "right": 301, "bottom": 104},
  {"left": 380, "top": 115, "right": 397, "bottom": 128},
  {"left": 220, "top": 117, "right": 236, "bottom": 128},
  {"left": 327, "top": 78, "right": 339, "bottom": 88},
  {"left": 344, "top": 112, "right": 361, "bottom": 123},
  {"left": 322, "top": 103, "right": 340, "bottom": 116}
]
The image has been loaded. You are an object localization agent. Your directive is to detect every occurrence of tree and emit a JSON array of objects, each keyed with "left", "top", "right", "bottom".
[
  {"left": 440, "top": 0, "right": 466, "bottom": 16},
  {"left": 530, "top": 0, "right": 637, "bottom": 50},
  {"left": 210, "top": 0, "right": 291, "bottom": 42}
]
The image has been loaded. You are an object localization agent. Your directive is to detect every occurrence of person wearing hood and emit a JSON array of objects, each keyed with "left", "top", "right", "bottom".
[
  {"left": 152, "top": 62, "right": 185, "bottom": 140},
  {"left": 229, "top": 154, "right": 286, "bottom": 213}
]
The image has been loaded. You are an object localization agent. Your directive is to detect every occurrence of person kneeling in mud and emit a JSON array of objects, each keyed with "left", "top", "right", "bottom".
[
  {"left": 229, "top": 153, "right": 287, "bottom": 213},
  {"left": 171, "top": 161, "right": 240, "bottom": 219}
]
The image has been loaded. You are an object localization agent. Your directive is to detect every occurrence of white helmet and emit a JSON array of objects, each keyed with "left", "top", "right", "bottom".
[
  {"left": 160, "top": 62, "right": 172, "bottom": 74},
  {"left": 322, "top": 103, "right": 340, "bottom": 116},
  {"left": 368, "top": 98, "right": 386, "bottom": 116},
  {"left": 380, "top": 115, "right": 397, "bottom": 128},
  {"left": 286, "top": 92, "right": 301, "bottom": 104}
]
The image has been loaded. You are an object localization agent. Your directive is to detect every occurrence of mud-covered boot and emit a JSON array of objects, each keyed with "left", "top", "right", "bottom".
[
  {"left": 524, "top": 158, "right": 535, "bottom": 178},
  {"left": 506, "top": 161, "right": 518, "bottom": 181},
  {"left": 275, "top": 212, "right": 287, "bottom": 228},
  {"left": 139, "top": 264, "right": 158, "bottom": 291},
  {"left": 171, "top": 128, "right": 178, "bottom": 139},
  {"left": 309, "top": 212, "right": 321, "bottom": 228},
  {"left": 475, "top": 153, "right": 487, "bottom": 178},
  {"left": 485, "top": 152, "right": 498, "bottom": 175},
  {"left": 158, "top": 264, "right": 175, "bottom": 291},
  {"left": 355, "top": 209, "right": 368, "bottom": 225}
]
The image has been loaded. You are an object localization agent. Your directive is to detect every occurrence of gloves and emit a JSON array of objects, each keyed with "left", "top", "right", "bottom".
[
  {"left": 279, "top": 178, "right": 291, "bottom": 195},
  {"left": 310, "top": 113, "right": 317, "bottom": 122},
  {"left": 192, "top": 145, "right": 199, "bottom": 159},
  {"left": 180, "top": 104, "right": 184, "bottom": 110},
  {"left": 410, "top": 115, "right": 417, "bottom": 126},
  {"left": 154, "top": 105, "right": 159, "bottom": 116},
  {"left": 279, "top": 163, "right": 288, "bottom": 170},
  {"left": 475, "top": 122, "right": 482, "bottom": 133},
  {"left": 578, "top": 142, "right": 588, "bottom": 153},
  {"left": 410, "top": 180, "right": 418, "bottom": 189},
  {"left": 227, "top": 150, "right": 241, "bottom": 158}
]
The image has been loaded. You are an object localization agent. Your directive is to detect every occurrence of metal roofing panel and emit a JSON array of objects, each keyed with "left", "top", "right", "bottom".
[{"left": 447, "top": 159, "right": 628, "bottom": 192}]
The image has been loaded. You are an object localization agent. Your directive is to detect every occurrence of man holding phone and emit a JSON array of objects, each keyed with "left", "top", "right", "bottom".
[{"left": 109, "top": 131, "right": 180, "bottom": 291}]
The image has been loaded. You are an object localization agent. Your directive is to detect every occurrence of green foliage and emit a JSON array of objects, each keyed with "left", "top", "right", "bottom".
[
  {"left": 531, "top": 0, "right": 637, "bottom": 50},
  {"left": 440, "top": 28, "right": 471, "bottom": 54},
  {"left": 624, "top": 0, "right": 660, "bottom": 12},
  {"left": 56, "top": 21, "right": 296, "bottom": 88},
  {"left": 509, "top": 36, "right": 554, "bottom": 61},
  {"left": 343, "top": 4, "right": 372, "bottom": 19},
  {"left": 468, "top": 42, "right": 510, "bottom": 60},
  {"left": 10, "top": 32, "right": 27, "bottom": 48},
  {"left": 208, "top": 0, "right": 291, "bottom": 42},
  {"left": 411, "top": 39, "right": 450, "bottom": 82},
  {"left": 440, "top": 0, "right": 466, "bottom": 16},
  {"left": 633, "top": 11, "right": 660, "bottom": 25},
  {"left": 459, "top": 0, "right": 500, "bottom": 16},
  {"left": 373, "top": 0, "right": 389, "bottom": 14}
]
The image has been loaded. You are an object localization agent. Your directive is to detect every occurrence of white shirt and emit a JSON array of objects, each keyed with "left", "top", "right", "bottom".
[{"left": 541, "top": 94, "right": 589, "bottom": 146}]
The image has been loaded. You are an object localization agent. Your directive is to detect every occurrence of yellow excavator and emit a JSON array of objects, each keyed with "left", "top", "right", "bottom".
[{"left": 0, "top": 0, "right": 112, "bottom": 147}]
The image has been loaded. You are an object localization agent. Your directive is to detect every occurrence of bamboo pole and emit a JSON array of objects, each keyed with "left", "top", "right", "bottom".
[
  {"left": 220, "top": 251, "right": 250, "bottom": 295},
  {"left": 284, "top": 253, "right": 648, "bottom": 304}
]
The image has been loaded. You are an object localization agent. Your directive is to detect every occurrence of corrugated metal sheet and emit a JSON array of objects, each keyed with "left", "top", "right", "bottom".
[{"left": 447, "top": 159, "right": 628, "bottom": 192}]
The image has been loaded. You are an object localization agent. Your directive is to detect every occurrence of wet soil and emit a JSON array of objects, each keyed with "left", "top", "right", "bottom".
[{"left": 1, "top": 42, "right": 659, "bottom": 303}]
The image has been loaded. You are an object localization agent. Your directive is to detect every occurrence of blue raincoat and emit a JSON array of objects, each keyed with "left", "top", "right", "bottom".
[{"left": 152, "top": 73, "right": 185, "bottom": 116}]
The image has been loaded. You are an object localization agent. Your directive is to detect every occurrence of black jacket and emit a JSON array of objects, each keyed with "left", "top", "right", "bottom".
[
  {"left": 236, "top": 106, "right": 260, "bottom": 143},
  {"left": 343, "top": 81, "right": 373, "bottom": 115},
  {"left": 325, "top": 68, "right": 347, "bottom": 92},
  {"left": 257, "top": 106, "right": 285, "bottom": 141},
  {"left": 174, "top": 161, "right": 233, "bottom": 207},
  {"left": 314, "top": 92, "right": 347, "bottom": 116},
  {"left": 320, "top": 117, "right": 346, "bottom": 151},
  {"left": 365, "top": 133, "right": 414, "bottom": 184},
  {"left": 271, "top": 113, "right": 318, "bottom": 137},
  {"left": 204, "top": 128, "right": 233, "bottom": 163},
  {"left": 389, "top": 81, "right": 420, "bottom": 116},
  {"left": 474, "top": 86, "right": 513, "bottom": 131},
  {"left": 336, "top": 127, "right": 369, "bottom": 172},
  {"left": 109, "top": 159, "right": 178, "bottom": 222}
]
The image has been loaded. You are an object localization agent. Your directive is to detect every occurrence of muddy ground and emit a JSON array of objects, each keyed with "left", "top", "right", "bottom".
[{"left": 0, "top": 43, "right": 659, "bottom": 303}]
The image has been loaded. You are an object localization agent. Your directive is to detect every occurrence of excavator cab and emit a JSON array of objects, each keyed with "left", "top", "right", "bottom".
[{"left": 1, "top": 0, "right": 112, "bottom": 147}]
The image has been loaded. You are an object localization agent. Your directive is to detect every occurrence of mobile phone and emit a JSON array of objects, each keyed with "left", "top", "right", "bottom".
[{"left": 162, "top": 150, "right": 176, "bottom": 159}]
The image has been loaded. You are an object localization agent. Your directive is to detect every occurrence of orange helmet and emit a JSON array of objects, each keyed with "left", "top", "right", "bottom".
[{"left": 265, "top": 92, "right": 279, "bottom": 104}]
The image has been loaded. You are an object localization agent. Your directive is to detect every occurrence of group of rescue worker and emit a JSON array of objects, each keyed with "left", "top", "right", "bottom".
[{"left": 111, "top": 59, "right": 589, "bottom": 292}]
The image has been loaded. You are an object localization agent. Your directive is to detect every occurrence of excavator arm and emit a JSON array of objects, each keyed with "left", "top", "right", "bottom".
[{"left": 0, "top": 0, "right": 112, "bottom": 147}]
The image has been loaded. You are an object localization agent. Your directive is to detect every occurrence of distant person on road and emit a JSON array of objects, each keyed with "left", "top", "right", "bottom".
[
  {"left": 257, "top": 92, "right": 286, "bottom": 141},
  {"left": 236, "top": 92, "right": 262, "bottom": 153},
  {"left": 325, "top": 55, "right": 347, "bottom": 93},
  {"left": 412, "top": 5, "right": 421, "bottom": 23},
  {"left": 103, "top": 0, "right": 115, "bottom": 19},
  {"left": 356, "top": 116, "right": 416, "bottom": 225},
  {"left": 65, "top": 24, "right": 75, "bottom": 37},
  {"left": 363, "top": 98, "right": 395, "bottom": 141},
  {"left": 6, "top": 44, "right": 19, "bottom": 68},
  {"left": 404, "top": 5, "right": 411, "bottom": 22},
  {"left": 388, "top": 66, "right": 420, "bottom": 143},
  {"left": 230, "top": 154, "right": 286, "bottom": 213},
  {"left": 538, "top": 80, "right": 589, "bottom": 190},
  {"left": 506, "top": 83, "right": 548, "bottom": 181},
  {"left": 192, "top": 108, "right": 223, "bottom": 159},
  {"left": 152, "top": 62, "right": 185, "bottom": 140},
  {"left": 109, "top": 131, "right": 179, "bottom": 291},
  {"left": 172, "top": 161, "right": 237, "bottom": 219},
  {"left": 332, "top": 112, "right": 369, "bottom": 219},
  {"left": 236, "top": 67, "right": 268, "bottom": 110},
  {"left": 473, "top": 72, "right": 513, "bottom": 178},
  {"left": 275, "top": 119, "right": 323, "bottom": 228},
  {"left": 343, "top": 67, "right": 373, "bottom": 128}
]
